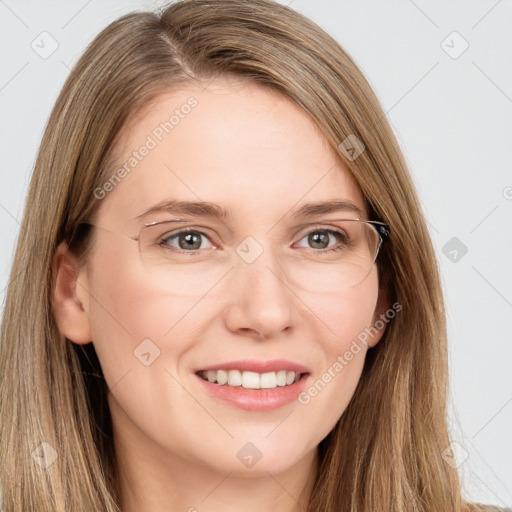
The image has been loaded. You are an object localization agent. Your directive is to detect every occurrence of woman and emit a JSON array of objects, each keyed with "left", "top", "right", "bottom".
[{"left": 0, "top": 0, "right": 507, "bottom": 511}]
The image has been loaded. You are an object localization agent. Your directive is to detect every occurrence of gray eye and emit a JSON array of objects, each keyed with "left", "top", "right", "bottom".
[
  {"left": 296, "top": 229, "right": 345, "bottom": 251},
  {"left": 160, "top": 230, "right": 213, "bottom": 251}
]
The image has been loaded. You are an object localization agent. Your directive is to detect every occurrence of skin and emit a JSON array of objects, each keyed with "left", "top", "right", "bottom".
[{"left": 52, "top": 77, "right": 390, "bottom": 512}]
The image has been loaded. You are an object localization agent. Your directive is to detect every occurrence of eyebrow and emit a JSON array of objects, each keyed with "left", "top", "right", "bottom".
[
  {"left": 135, "top": 200, "right": 232, "bottom": 222},
  {"left": 134, "top": 199, "right": 364, "bottom": 222},
  {"left": 290, "top": 200, "right": 363, "bottom": 219}
]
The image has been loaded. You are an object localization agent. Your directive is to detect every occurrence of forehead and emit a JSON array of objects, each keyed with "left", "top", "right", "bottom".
[{"left": 95, "top": 78, "right": 366, "bottom": 226}]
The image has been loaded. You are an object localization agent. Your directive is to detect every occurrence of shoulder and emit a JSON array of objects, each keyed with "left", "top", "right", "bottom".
[{"left": 464, "top": 503, "right": 512, "bottom": 512}]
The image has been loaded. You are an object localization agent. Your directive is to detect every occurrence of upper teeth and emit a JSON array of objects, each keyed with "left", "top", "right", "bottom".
[{"left": 199, "top": 369, "right": 300, "bottom": 389}]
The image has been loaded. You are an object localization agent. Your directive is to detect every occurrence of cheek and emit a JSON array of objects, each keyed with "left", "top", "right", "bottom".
[
  {"left": 84, "top": 240, "right": 205, "bottom": 388},
  {"left": 295, "top": 270, "right": 379, "bottom": 439},
  {"left": 301, "top": 266, "right": 380, "bottom": 350},
  {"left": 83, "top": 244, "right": 216, "bottom": 443}
]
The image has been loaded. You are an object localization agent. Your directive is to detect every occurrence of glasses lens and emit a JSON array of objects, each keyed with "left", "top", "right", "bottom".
[
  {"left": 137, "top": 222, "right": 234, "bottom": 297},
  {"left": 286, "top": 219, "right": 382, "bottom": 290},
  {"left": 136, "top": 220, "right": 382, "bottom": 296}
]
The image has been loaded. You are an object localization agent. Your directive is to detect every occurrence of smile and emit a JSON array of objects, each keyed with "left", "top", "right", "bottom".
[{"left": 197, "top": 369, "right": 303, "bottom": 389}]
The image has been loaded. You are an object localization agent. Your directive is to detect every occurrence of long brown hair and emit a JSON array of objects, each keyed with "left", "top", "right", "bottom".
[{"left": 0, "top": 1, "right": 496, "bottom": 510}]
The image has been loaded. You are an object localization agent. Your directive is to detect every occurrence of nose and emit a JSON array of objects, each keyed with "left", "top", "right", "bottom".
[{"left": 223, "top": 247, "right": 295, "bottom": 340}]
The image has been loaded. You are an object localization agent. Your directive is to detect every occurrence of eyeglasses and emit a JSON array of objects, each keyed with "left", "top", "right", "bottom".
[{"left": 76, "top": 218, "right": 390, "bottom": 295}]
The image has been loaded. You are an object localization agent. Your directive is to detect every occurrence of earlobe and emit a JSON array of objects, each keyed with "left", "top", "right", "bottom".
[{"left": 51, "top": 241, "right": 92, "bottom": 344}]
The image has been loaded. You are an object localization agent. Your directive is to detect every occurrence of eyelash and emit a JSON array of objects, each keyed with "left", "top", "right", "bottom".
[{"left": 156, "top": 227, "right": 349, "bottom": 255}]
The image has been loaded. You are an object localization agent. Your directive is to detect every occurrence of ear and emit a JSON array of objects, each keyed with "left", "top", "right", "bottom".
[
  {"left": 367, "top": 274, "right": 392, "bottom": 348},
  {"left": 51, "top": 241, "right": 92, "bottom": 344}
]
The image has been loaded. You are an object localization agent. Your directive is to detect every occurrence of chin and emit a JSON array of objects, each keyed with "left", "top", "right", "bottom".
[{"left": 197, "top": 437, "right": 311, "bottom": 476}]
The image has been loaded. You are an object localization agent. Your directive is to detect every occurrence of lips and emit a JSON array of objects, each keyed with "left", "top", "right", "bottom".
[
  {"left": 195, "top": 359, "right": 310, "bottom": 374},
  {"left": 194, "top": 368, "right": 310, "bottom": 411}
]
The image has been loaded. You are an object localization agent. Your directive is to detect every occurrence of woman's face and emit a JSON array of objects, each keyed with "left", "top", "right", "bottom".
[{"left": 56, "top": 77, "right": 389, "bottom": 477}]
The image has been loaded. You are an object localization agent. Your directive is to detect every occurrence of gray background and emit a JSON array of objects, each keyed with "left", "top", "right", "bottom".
[{"left": 0, "top": 0, "right": 511, "bottom": 507}]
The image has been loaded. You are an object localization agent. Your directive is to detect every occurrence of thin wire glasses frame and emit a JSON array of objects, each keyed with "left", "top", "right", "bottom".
[{"left": 73, "top": 218, "right": 391, "bottom": 265}]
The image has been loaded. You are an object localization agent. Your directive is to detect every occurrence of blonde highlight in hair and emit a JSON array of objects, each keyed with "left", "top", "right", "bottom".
[{"left": 0, "top": 1, "right": 498, "bottom": 510}]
